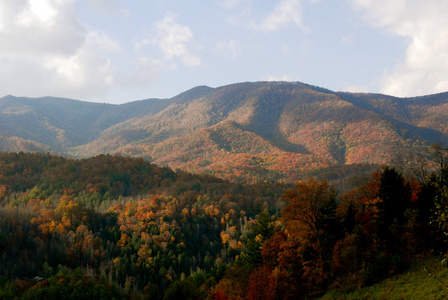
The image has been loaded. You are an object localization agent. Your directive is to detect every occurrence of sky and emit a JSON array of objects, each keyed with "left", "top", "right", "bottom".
[{"left": 1, "top": 0, "right": 448, "bottom": 104}]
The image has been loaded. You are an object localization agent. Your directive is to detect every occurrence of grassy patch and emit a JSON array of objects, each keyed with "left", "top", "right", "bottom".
[{"left": 320, "top": 256, "right": 448, "bottom": 299}]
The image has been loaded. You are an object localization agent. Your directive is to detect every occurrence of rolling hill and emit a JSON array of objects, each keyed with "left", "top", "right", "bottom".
[{"left": 1, "top": 81, "right": 448, "bottom": 183}]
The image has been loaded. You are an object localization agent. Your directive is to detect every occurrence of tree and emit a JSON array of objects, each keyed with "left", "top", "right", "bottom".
[
  {"left": 377, "top": 167, "right": 411, "bottom": 252},
  {"left": 428, "top": 145, "right": 448, "bottom": 250},
  {"left": 246, "top": 265, "right": 275, "bottom": 300},
  {"left": 280, "top": 178, "right": 341, "bottom": 293},
  {"left": 281, "top": 178, "right": 338, "bottom": 265},
  {"left": 163, "top": 279, "right": 200, "bottom": 300},
  {"left": 238, "top": 210, "right": 274, "bottom": 271}
]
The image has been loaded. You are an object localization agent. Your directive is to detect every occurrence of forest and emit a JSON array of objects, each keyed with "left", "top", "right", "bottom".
[{"left": 0, "top": 147, "right": 448, "bottom": 299}]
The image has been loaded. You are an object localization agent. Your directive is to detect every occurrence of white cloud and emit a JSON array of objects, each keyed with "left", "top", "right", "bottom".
[
  {"left": 214, "top": 40, "right": 242, "bottom": 58},
  {"left": 0, "top": 0, "right": 85, "bottom": 56},
  {"left": 124, "top": 14, "right": 201, "bottom": 94},
  {"left": 155, "top": 14, "right": 201, "bottom": 66},
  {"left": 44, "top": 31, "right": 118, "bottom": 88},
  {"left": 0, "top": 0, "right": 121, "bottom": 100},
  {"left": 350, "top": 0, "right": 448, "bottom": 96},
  {"left": 134, "top": 13, "right": 201, "bottom": 76},
  {"left": 251, "top": 0, "right": 308, "bottom": 32},
  {"left": 19, "top": 0, "right": 57, "bottom": 25}
]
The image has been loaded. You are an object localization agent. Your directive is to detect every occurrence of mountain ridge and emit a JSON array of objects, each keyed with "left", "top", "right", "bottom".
[{"left": 1, "top": 81, "right": 448, "bottom": 183}]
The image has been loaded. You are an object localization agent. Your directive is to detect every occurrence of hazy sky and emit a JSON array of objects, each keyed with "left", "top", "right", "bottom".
[{"left": 1, "top": 0, "right": 448, "bottom": 104}]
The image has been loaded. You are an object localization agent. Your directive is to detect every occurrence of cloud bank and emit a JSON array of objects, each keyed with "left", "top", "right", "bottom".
[
  {"left": 1, "top": 0, "right": 447, "bottom": 103},
  {"left": 351, "top": 0, "right": 448, "bottom": 97},
  {"left": 0, "top": 0, "right": 119, "bottom": 100}
]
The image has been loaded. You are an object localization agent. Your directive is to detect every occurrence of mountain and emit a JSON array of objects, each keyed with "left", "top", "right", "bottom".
[{"left": 1, "top": 81, "right": 448, "bottom": 183}]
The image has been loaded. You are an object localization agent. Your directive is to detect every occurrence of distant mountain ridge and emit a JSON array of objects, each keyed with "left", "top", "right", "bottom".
[{"left": 1, "top": 81, "right": 448, "bottom": 183}]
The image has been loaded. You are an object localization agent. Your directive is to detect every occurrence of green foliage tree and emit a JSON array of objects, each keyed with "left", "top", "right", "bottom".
[
  {"left": 163, "top": 279, "right": 201, "bottom": 300},
  {"left": 238, "top": 210, "right": 274, "bottom": 271},
  {"left": 431, "top": 145, "right": 448, "bottom": 240}
]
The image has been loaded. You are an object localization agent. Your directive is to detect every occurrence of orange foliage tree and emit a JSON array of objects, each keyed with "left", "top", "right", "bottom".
[{"left": 280, "top": 178, "right": 341, "bottom": 293}]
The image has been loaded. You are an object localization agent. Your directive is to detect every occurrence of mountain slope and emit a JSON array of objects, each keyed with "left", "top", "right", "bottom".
[
  {"left": 1, "top": 81, "right": 447, "bottom": 182},
  {"left": 0, "top": 95, "right": 174, "bottom": 150}
]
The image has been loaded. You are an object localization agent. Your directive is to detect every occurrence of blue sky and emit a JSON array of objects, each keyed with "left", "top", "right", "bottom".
[{"left": 1, "top": 0, "right": 447, "bottom": 104}]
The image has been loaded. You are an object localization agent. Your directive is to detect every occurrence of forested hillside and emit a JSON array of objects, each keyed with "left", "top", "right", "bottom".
[
  {"left": 0, "top": 152, "right": 286, "bottom": 298},
  {"left": 1, "top": 81, "right": 448, "bottom": 183},
  {"left": 1, "top": 149, "right": 448, "bottom": 298}
]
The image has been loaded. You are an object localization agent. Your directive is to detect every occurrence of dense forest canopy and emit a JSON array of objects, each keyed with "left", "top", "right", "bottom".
[{"left": 1, "top": 147, "right": 448, "bottom": 299}]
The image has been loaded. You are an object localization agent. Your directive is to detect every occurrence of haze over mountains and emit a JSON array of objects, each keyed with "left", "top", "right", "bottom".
[{"left": 1, "top": 81, "right": 447, "bottom": 182}]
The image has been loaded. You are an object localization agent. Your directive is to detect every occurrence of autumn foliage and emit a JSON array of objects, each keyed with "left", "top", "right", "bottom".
[{"left": 1, "top": 149, "right": 448, "bottom": 298}]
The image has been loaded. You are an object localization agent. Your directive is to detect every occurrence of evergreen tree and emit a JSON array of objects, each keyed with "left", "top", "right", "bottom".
[
  {"left": 377, "top": 167, "right": 411, "bottom": 252},
  {"left": 238, "top": 211, "right": 274, "bottom": 271}
]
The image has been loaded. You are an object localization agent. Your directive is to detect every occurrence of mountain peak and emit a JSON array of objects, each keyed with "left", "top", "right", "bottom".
[{"left": 172, "top": 85, "right": 215, "bottom": 103}]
